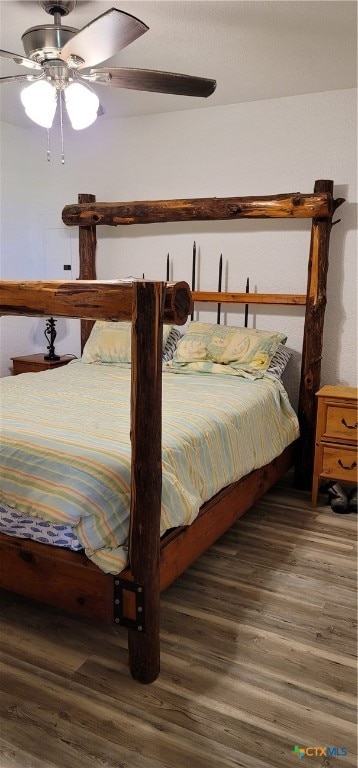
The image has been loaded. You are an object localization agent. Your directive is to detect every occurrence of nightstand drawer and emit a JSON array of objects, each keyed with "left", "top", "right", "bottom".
[
  {"left": 321, "top": 446, "right": 358, "bottom": 483},
  {"left": 324, "top": 404, "right": 358, "bottom": 444}
]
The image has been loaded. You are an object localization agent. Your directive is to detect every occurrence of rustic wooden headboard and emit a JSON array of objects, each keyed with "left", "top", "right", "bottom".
[{"left": 62, "top": 179, "right": 344, "bottom": 488}]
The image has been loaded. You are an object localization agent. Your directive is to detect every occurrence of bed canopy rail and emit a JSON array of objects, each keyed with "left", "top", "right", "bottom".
[
  {"left": 62, "top": 180, "right": 344, "bottom": 488},
  {"left": 62, "top": 190, "right": 338, "bottom": 226}
]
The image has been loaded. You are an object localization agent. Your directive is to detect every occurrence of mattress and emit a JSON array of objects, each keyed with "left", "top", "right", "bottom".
[{"left": 0, "top": 360, "right": 299, "bottom": 574}]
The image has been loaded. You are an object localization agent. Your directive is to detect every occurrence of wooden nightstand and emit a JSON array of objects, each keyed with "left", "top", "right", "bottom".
[
  {"left": 312, "top": 385, "right": 358, "bottom": 506},
  {"left": 11, "top": 354, "right": 73, "bottom": 376}
]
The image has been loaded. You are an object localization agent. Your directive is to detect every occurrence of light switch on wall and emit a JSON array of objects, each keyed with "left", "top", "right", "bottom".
[{"left": 43, "top": 228, "right": 72, "bottom": 279}]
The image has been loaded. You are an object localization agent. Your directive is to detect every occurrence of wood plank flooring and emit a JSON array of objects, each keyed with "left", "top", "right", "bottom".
[{"left": 0, "top": 472, "right": 356, "bottom": 768}]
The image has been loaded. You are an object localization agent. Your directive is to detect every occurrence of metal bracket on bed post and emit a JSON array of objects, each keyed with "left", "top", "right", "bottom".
[{"left": 113, "top": 577, "right": 145, "bottom": 631}]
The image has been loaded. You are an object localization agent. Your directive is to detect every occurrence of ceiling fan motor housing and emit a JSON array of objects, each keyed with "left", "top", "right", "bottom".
[
  {"left": 21, "top": 24, "right": 78, "bottom": 63},
  {"left": 20, "top": 1, "right": 78, "bottom": 63},
  {"left": 40, "top": 1, "right": 77, "bottom": 16}
]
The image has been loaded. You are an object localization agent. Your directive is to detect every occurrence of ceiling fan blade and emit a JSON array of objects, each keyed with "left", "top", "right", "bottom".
[
  {"left": 61, "top": 8, "right": 148, "bottom": 70},
  {"left": 87, "top": 67, "right": 217, "bottom": 97},
  {"left": 0, "top": 73, "right": 43, "bottom": 84},
  {"left": 0, "top": 49, "right": 42, "bottom": 71}
]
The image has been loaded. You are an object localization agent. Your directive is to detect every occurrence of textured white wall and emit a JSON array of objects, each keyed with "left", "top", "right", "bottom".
[{"left": 0, "top": 88, "right": 357, "bottom": 405}]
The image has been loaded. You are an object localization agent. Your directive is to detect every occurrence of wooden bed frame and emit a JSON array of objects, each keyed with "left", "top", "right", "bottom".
[{"left": 0, "top": 179, "right": 344, "bottom": 683}]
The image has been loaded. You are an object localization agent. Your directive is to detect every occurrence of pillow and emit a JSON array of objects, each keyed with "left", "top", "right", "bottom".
[
  {"left": 168, "top": 321, "right": 286, "bottom": 379},
  {"left": 172, "top": 322, "right": 210, "bottom": 363},
  {"left": 162, "top": 327, "right": 182, "bottom": 363},
  {"left": 81, "top": 321, "right": 172, "bottom": 364},
  {"left": 266, "top": 343, "right": 292, "bottom": 379}
]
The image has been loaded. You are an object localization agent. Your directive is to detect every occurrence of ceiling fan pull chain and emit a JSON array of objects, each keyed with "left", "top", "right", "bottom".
[
  {"left": 59, "top": 90, "right": 65, "bottom": 165},
  {"left": 46, "top": 128, "right": 51, "bottom": 163}
]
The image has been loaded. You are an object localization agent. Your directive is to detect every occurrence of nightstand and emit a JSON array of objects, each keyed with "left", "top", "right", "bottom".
[
  {"left": 11, "top": 353, "right": 73, "bottom": 376},
  {"left": 312, "top": 385, "right": 358, "bottom": 506}
]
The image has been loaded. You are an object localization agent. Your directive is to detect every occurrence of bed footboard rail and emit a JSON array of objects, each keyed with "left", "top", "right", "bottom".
[{"left": 0, "top": 279, "right": 192, "bottom": 326}]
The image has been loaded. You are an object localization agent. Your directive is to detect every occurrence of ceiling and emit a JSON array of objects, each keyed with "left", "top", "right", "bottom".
[{"left": 0, "top": 0, "right": 356, "bottom": 129}]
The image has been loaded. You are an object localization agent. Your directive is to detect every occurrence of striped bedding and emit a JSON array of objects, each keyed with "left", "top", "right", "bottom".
[{"left": 0, "top": 361, "right": 299, "bottom": 574}]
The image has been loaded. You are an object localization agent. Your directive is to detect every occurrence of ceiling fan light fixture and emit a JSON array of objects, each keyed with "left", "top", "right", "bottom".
[
  {"left": 64, "top": 82, "right": 99, "bottom": 130},
  {"left": 2, "top": 2, "right": 216, "bottom": 160},
  {"left": 20, "top": 79, "right": 57, "bottom": 128}
]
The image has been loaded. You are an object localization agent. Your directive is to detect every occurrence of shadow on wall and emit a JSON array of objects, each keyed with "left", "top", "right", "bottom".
[
  {"left": 28, "top": 317, "right": 81, "bottom": 361},
  {"left": 30, "top": 317, "right": 69, "bottom": 349}
]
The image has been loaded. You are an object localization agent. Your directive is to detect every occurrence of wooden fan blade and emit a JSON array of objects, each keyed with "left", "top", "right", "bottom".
[
  {"left": 61, "top": 8, "right": 148, "bottom": 70},
  {"left": 0, "top": 74, "right": 42, "bottom": 84},
  {"left": 88, "top": 67, "right": 217, "bottom": 97},
  {"left": 0, "top": 49, "right": 42, "bottom": 71}
]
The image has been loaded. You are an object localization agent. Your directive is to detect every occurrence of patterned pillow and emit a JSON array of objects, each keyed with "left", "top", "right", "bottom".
[
  {"left": 266, "top": 343, "right": 292, "bottom": 379},
  {"left": 207, "top": 324, "right": 286, "bottom": 369},
  {"left": 162, "top": 327, "right": 182, "bottom": 363},
  {"left": 81, "top": 321, "right": 172, "bottom": 364},
  {"left": 172, "top": 322, "right": 210, "bottom": 363},
  {"left": 168, "top": 322, "right": 286, "bottom": 379}
]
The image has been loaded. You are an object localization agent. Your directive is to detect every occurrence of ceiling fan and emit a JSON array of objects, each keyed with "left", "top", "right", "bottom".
[{"left": 0, "top": 0, "right": 217, "bottom": 132}]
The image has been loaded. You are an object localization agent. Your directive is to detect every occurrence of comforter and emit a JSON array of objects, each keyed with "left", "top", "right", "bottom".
[{"left": 0, "top": 361, "right": 299, "bottom": 574}]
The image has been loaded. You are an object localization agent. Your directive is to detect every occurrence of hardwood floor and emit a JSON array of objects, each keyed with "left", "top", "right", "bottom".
[{"left": 0, "top": 472, "right": 356, "bottom": 768}]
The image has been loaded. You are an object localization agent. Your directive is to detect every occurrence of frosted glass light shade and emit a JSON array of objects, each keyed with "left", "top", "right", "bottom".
[
  {"left": 21, "top": 80, "right": 57, "bottom": 128},
  {"left": 65, "top": 83, "right": 99, "bottom": 130}
]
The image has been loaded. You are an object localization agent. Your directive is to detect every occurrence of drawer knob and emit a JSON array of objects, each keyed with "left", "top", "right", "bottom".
[
  {"left": 341, "top": 417, "right": 358, "bottom": 430},
  {"left": 338, "top": 458, "right": 357, "bottom": 471}
]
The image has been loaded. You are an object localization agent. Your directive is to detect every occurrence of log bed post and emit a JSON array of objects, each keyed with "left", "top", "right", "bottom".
[
  {"left": 78, "top": 193, "right": 97, "bottom": 353},
  {"left": 295, "top": 179, "right": 344, "bottom": 488},
  {"left": 127, "top": 280, "right": 165, "bottom": 683}
]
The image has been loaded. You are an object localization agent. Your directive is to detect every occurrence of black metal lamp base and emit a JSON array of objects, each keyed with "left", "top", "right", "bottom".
[
  {"left": 44, "top": 353, "right": 61, "bottom": 361},
  {"left": 44, "top": 317, "right": 60, "bottom": 361}
]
